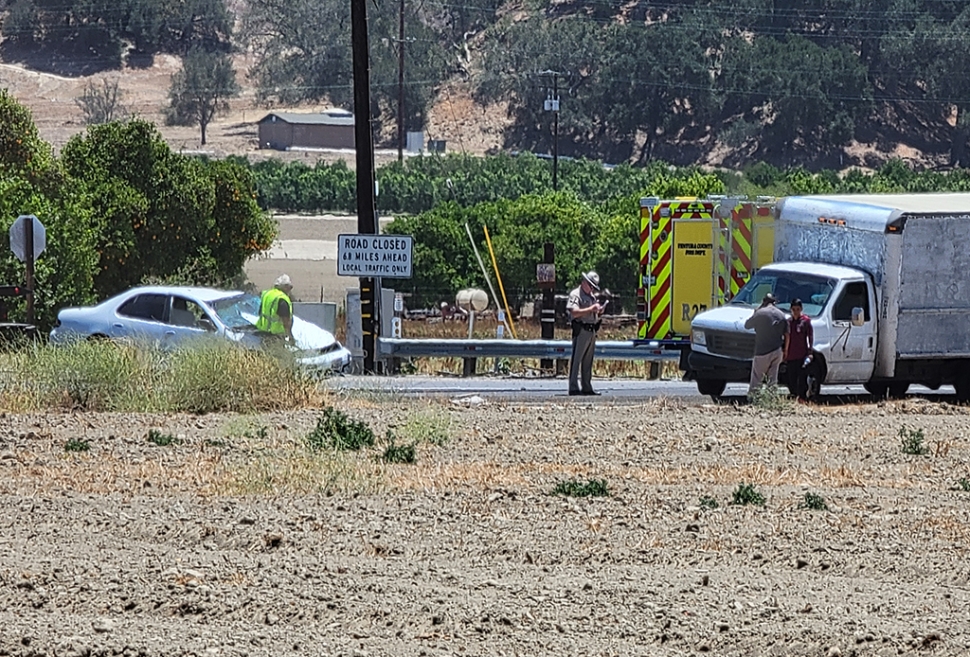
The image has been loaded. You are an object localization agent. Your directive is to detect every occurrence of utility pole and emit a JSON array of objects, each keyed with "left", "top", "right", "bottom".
[
  {"left": 397, "top": 0, "right": 405, "bottom": 162},
  {"left": 539, "top": 70, "right": 563, "bottom": 191},
  {"left": 352, "top": 0, "right": 379, "bottom": 373}
]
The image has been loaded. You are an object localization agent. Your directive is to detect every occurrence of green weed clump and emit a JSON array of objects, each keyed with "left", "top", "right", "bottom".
[
  {"left": 957, "top": 477, "right": 970, "bottom": 492},
  {"left": 552, "top": 479, "right": 610, "bottom": 498},
  {"left": 0, "top": 341, "right": 315, "bottom": 413},
  {"left": 380, "top": 433, "right": 417, "bottom": 464},
  {"left": 799, "top": 492, "right": 829, "bottom": 511},
  {"left": 147, "top": 429, "right": 179, "bottom": 446},
  {"left": 732, "top": 483, "right": 766, "bottom": 506},
  {"left": 64, "top": 438, "right": 90, "bottom": 452},
  {"left": 749, "top": 384, "right": 793, "bottom": 412},
  {"left": 899, "top": 426, "right": 929, "bottom": 455},
  {"left": 305, "top": 407, "right": 375, "bottom": 452},
  {"left": 699, "top": 495, "right": 719, "bottom": 510}
]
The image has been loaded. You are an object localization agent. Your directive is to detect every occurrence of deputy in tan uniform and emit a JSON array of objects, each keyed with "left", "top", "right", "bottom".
[{"left": 567, "top": 271, "right": 603, "bottom": 395}]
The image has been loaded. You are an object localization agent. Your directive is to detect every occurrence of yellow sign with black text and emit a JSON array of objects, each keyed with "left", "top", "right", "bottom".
[{"left": 671, "top": 220, "right": 713, "bottom": 335}]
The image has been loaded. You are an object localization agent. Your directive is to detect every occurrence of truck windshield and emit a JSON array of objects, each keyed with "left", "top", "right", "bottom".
[{"left": 731, "top": 272, "right": 835, "bottom": 318}]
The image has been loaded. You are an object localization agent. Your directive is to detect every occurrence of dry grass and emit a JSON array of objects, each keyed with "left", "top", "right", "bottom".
[{"left": 0, "top": 341, "right": 322, "bottom": 412}]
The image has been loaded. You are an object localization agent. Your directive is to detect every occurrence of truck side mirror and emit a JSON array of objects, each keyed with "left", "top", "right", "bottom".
[{"left": 851, "top": 307, "right": 865, "bottom": 327}]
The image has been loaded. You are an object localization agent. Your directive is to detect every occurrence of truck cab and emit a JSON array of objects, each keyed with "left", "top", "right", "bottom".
[{"left": 685, "top": 262, "right": 877, "bottom": 398}]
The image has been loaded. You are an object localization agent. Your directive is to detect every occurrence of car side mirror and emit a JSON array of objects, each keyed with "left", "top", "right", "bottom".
[
  {"left": 851, "top": 307, "right": 865, "bottom": 327},
  {"left": 198, "top": 317, "right": 216, "bottom": 332}
]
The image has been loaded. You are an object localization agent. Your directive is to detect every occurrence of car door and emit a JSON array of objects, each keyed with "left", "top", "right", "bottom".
[
  {"left": 164, "top": 295, "right": 219, "bottom": 345},
  {"left": 825, "top": 281, "right": 876, "bottom": 383},
  {"left": 113, "top": 293, "right": 170, "bottom": 341}
]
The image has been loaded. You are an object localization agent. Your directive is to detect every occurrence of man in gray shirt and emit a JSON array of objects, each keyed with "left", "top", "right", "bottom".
[{"left": 744, "top": 293, "right": 789, "bottom": 397}]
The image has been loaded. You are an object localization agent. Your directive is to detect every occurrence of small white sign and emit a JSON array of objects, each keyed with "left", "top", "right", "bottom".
[{"left": 337, "top": 234, "right": 413, "bottom": 278}]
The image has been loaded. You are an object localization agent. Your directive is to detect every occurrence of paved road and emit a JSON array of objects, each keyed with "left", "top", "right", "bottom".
[{"left": 328, "top": 375, "right": 957, "bottom": 405}]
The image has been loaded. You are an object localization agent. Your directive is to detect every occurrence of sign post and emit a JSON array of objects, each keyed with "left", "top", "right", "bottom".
[
  {"left": 9, "top": 214, "right": 46, "bottom": 326},
  {"left": 537, "top": 243, "right": 556, "bottom": 370}
]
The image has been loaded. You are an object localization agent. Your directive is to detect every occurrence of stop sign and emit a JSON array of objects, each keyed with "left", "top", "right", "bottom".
[{"left": 9, "top": 214, "right": 46, "bottom": 263}]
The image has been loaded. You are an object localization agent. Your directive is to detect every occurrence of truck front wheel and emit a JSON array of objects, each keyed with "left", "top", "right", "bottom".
[
  {"left": 696, "top": 379, "right": 726, "bottom": 399},
  {"left": 888, "top": 382, "right": 909, "bottom": 399},
  {"left": 864, "top": 382, "right": 888, "bottom": 398}
]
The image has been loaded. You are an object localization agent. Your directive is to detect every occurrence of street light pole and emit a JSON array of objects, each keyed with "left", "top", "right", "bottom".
[{"left": 539, "top": 70, "right": 563, "bottom": 191}]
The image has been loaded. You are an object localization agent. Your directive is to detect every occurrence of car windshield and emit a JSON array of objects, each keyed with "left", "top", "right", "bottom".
[
  {"left": 207, "top": 293, "right": 261, "bottom": 330},
  {"left": 730, "top": 271, "right": 835, "bottom": 318}
]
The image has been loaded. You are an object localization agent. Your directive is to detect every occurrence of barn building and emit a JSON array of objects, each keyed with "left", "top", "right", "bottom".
[{"left": 257, "top": 109, "right": 356, "bottom": 150}]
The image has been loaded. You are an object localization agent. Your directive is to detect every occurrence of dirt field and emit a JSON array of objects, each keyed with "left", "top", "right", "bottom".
[{"left": 2, "top": 396, "right": 969, "bottom": 656}]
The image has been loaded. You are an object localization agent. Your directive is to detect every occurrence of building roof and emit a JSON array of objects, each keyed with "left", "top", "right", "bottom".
[{"left": 258, "top": 110, "right": 355, "bottom": 127}]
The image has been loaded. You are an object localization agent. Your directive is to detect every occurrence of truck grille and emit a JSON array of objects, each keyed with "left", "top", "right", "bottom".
[{"left": 705, "top": 330, "right": 755, "bottom": 360}]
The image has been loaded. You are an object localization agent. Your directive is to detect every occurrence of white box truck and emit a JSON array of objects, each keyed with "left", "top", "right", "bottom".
[{"left": 683, "top": 193, "right": 970, "bottom": 401}]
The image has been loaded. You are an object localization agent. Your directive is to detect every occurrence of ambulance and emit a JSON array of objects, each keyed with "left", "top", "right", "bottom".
[{"left": 635, "top": 196, "right": 775, "bottom": 345}]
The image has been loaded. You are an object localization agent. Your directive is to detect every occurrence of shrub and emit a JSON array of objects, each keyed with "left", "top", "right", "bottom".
[
  {"left": 380, "top": 432, "right": 417, "bottom": 464},
  {"left": 732, "top": 483, "right": 766, "bottom": 506},
  {"left": 958, "top": 477, "right": 970, "bottom": 492},
  {"left": 552, "top": 478, "right": 609, "bottom": 497},
  {"left": 147, "top": 429, "right": 179, "bottom": 446},
  {"left": 64, "top": 438, "right": 90, "bottom": 452},
  {"left": 899, "top": 426, "right": 928, "bottom": 456},
  {"left": 305, "top": 407, "right": 375, "bottom": 452},
  {"left": 799, "top": 492, "right": 828, "bottom": 511},
  {"left": 749, "top": 384, "right": 793, "bottom": 412}
]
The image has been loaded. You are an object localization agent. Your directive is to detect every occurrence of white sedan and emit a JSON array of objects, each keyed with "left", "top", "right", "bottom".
[{"left": 49, "top": 286, "right": 352, "bottom": 373}]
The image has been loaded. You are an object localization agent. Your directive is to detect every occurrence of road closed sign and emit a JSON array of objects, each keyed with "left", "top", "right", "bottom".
[{"left": 337, "top": 234, "right": 413, "bottom": 278}]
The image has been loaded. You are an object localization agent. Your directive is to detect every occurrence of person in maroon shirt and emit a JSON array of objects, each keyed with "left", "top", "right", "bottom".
[{"left": 784, "top": 298, "right": 814, "bottom": 400}]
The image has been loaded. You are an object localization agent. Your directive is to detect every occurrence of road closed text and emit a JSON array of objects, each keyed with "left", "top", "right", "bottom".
[{"left": 337, "top": 234, "right": 414, "bottom": 278}]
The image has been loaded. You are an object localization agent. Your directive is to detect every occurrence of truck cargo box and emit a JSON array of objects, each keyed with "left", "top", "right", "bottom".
[{"left": 775, "top": 193, "right": 970, "bottom": 367}]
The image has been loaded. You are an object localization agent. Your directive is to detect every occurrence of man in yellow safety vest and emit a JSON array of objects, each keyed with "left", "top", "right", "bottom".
[{"left": 256, "top": 274, "right": 295, "bottom": 343}]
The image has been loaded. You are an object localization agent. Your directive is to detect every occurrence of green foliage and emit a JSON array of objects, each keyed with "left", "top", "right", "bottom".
[
  {"left": 699, "top": 495, "right": 719, "bottom": 510},
  {"left": 64, "top": 438, "right": 90, "bottom": 452},
  {"left": 731, "top": 483, "right": 766, "bottom": 507},
  {"left": 380, "top": 431, "right": 417, "bottom": 464},
  {"left": 0, "top": 0, "right": 232, "bottom": 67},
  {"left": 552, "top": 478, "right": 609, "bottom": 498},
  {"left": 305, "top": 407, "right": 375, "bottom": 452},
  {"left": 799, "top": 492, "right": 829, "bottom": 511},
  {"left": 147, "top": 429, "right": 179, "bottom": 446},
  {"left": 60, "top": 120, "right": 275, "bottom": 301},
  {"left": 749, "top": 384, "right": 793, "bottom": 412},
  {"left": 958, "top": 477, "right": 970, "bottom": 492},
  {"left": 899, "top": 426, "right": 929, "bottom": 456},
  {"left": 166, "top": 48, "right": 240, "bottom": 145}
]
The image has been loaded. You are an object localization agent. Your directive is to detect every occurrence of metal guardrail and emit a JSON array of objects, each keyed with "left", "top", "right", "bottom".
[{"left": 377, "top": 338, "right": 682, "bottom": 361}]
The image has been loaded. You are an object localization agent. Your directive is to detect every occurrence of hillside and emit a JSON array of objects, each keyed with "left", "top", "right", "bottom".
[
  {"left": 0, "top": 54, "right": 507, "bottom": 168},
  {"left": 1, "top": 0, "right": 966, "bottom": 172}
]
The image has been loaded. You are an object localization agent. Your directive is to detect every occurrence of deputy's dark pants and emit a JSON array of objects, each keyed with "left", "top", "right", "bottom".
[{"left": 569, "top": 324, "right": 597, "bottom": 392}]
